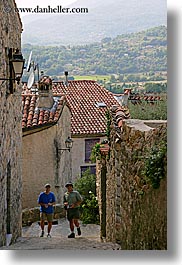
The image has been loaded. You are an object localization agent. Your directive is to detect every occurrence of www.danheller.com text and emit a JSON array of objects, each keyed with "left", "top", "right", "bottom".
[{"left": 10, "top": 5, "right": 89, "bottom": 14}]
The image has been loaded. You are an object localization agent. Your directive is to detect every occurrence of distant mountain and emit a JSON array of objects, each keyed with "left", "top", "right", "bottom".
[{"left": 21, "top": 0, "right": 167, "bottom": 46}]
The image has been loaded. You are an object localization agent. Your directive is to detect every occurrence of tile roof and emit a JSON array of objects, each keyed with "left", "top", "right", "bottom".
[
  {"left": 52, "top": 80, "right": 119, "bottom": 136},
  {"left": 129, "top": 94, "right": 161, "bottom": 105},
  {"left": 114, "top": 91, "right": 161, "bottom": 106},
  {"left": 99, "top": 104, "right": 130, "bottom": 155},
  {"left": 21, "top": 94, "right": 66, "bottom": 131},
  {"left": 39, "top": 76, "right": 52, "bottom": 85},
  {"left": 110, "top": 105, "right": 130, "bottom": 137},
  {"left": 100, "top": 143, "right": 110, "bottom": 155}
]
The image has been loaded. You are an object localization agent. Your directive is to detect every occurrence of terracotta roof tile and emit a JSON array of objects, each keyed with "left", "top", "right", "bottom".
[
  {"left": 21, "top": 94, "right": 66, "bottom": 130},
  {"left": 100, "top": 143, "right": 110, "bottom": 155},
  {"left": 52, "top": 80, "right": 119, "bottom": 136},
  {"left": 129, "top": 94, "right": 161, "bottom": 105},
  {"left": 21, "top": 80, "right": 126, "bottom": 135},
  {"left": 111, "top": 105, "right": 130, "bottom": 135}
]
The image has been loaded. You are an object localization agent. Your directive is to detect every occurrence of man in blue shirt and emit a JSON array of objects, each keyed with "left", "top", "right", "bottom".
[{"left": 38, "top": 183, "right": 56, "bottom": 238}]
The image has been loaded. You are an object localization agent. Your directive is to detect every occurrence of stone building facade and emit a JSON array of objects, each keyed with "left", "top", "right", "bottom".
[
  {"left": 0, "top": 0, "right": 23, "bottom": 246},
  {"left": 96, "top": 118, "right": 167, "bottom": 250}
]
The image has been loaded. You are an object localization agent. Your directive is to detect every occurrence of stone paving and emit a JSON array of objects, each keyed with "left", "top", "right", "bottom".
[{"left": 0, "top": 218, "right": 121, "bottom": 250}]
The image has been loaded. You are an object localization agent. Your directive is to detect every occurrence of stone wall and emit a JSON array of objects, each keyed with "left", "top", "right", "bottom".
[
  {"left": 96, "top": 119, "right": 167, "bottom": 250},
  {"left": 22, "top": 204, "right": 66, "bottom": 226},
  {"left": 0, "top": 0, "right": 23, "bottom": 246}
]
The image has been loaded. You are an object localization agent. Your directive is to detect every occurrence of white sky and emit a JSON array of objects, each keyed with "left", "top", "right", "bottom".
[{"left": 15, "top": 0, "right": 77, "bottom": 7}]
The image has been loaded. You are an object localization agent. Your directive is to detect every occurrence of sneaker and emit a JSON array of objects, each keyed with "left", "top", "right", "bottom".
[
  {"left": 68, "top": 232, "right": 75, "bottom": 238},
  {"left": 47, "top": 234, "right": 51, "bottom": 238},
  {"left": 40, "top": 231, "right": 44, "bottom": 237},
  {"left": 77, "top": 227, "right": 81, "bottom": 236}
]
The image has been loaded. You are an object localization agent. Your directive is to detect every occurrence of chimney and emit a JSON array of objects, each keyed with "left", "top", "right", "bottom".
[
  {"left": 65, "top": 71, "right": 68, "bottom": 87},
  {"left": 122, "top": 89, "right": 131, "bottom": 106},
  {"left": 37, "top": 76, "right": 54, "bottom": 108}
]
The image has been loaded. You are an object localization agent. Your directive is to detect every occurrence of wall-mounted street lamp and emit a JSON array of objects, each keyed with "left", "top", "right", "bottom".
[
  {"left": 55, "top": 136, "right": 73, "bottom": 189},
  {"left": 57, "top": 137, "right": 73, "bottom": 153},
  {"left": 65, "top": 136, "right": 73, "bottom": 151},
  {"left": 0, "top": 49, "right": 25, "bottom": 90}
]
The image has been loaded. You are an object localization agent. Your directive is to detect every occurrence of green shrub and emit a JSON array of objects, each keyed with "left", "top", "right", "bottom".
[
  {"left": 129, "top": 98, "right": 167, "bottom": 120},
  {"left": 143, "top": 140, "right": 167, "bottom": 189},
  {"left": 74, "top": 169, "right": 100, "bottom": 224},
  {"left": 90, "top": 143, "right": 101, "bottom": 163},
  {"left": 80, "top": 191, "right": 100, "bottom": 224}
]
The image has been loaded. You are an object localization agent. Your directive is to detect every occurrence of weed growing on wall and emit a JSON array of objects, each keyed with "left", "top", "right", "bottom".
[
  {"left": 105, "top": 110, "right": 112, "bottom": 140},
  {"left": 143, "top": 140, "right": 167, "bottom": 189}
]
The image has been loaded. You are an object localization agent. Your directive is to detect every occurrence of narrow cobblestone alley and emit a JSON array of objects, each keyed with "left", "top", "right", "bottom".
[{"left": 0, "top": 219, "right": 121, "bottom": 250}]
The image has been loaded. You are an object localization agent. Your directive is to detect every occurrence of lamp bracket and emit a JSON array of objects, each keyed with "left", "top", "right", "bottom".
[{"left": 0, "top": 76, "right": 21, "bottom": 84}]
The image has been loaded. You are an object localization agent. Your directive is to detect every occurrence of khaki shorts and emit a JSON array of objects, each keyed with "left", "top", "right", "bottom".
[{"left": 40, "top": 212, "right": 53, "bottom": 222}]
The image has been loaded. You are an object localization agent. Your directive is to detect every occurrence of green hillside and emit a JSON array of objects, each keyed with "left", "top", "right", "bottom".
[{"left": 22, "top": 26, "right": 167, "bottom": 81}]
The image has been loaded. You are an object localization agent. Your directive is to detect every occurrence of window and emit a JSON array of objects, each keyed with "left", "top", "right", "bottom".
[
  {"left": 95, "top": 102, "right": 107, "bottom": 108},
  {"left": 85, "top": 138, "right": 100, "bottom": 162},
  {"left": 81, "top": 166, "right": 96, "bottom": 177}
]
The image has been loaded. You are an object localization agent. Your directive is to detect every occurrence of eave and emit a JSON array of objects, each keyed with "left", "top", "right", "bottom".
[
  {"left": 71, "top": 132, "right": 106, "bottom": 139},
  {"left": 22, "top": 122, "right": 56, "bottom": 137}
]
